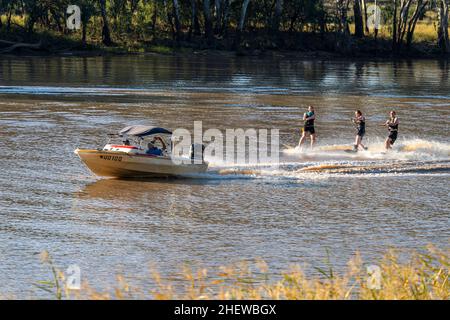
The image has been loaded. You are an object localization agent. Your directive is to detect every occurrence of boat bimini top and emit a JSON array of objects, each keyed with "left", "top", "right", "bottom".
[
  {"left": 105, "top": 125, "right": 173, "bottom": 156},
  {"left": 118, "top": 125, "right": 172, "bottom": 137}
]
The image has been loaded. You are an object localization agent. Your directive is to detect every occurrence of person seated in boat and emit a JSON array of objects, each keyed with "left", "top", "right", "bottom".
[
  {"left": 383, "top": 110, "right": 399, "bottom": 150},
  {"left": 351, "top": 110, "right": 368, "bottom": 152},
  {"left": 146, "top": 142, "right": 163, "bottom": 156},
  {"left": 150, "top": 136, "right": 167, "bottom": 152},
  {"left": 298, "top": 105, "right": 316, "bottom": 150}
]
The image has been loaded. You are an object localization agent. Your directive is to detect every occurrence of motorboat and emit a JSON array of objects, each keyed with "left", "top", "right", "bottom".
[{"left": 74, "top": 125, "right": 208, "bottom": 178}]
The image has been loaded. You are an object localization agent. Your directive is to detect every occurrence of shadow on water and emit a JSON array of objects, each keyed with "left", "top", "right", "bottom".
[
  {"left": 75, "top": 174, "right": 248, "bottom": 200},
  {"left": 76, "top": 167, "right": 329, "bottom": 200},
  {"left": 75, "top": 177, "right": 208, "bottom": 201}
]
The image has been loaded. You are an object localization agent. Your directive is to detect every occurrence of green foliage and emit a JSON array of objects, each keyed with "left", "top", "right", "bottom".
[{"left": 0, "top": 0, "right": 446, "bottom": 54}]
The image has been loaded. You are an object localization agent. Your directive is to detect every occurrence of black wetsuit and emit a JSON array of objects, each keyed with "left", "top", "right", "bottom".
[
  {"left": 303, "top": 111, "right": 315, "bottom": 134},
  {"left": 356, "top": 117, "right": 366, "bottom": 137},
  {"left": 388, "top": 120, "right": 398, "bottom": 144}
]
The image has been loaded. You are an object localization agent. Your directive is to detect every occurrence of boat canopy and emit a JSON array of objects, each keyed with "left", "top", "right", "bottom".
[{"left": 119, "top": 125, "right": 172, "bottom": 137}]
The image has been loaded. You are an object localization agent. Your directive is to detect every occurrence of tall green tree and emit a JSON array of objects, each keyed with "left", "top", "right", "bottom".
[
  {"left": 392, "top": 0, "right": 429, "bottom": 51},
  {"left": 405, "top": 0, "right": 429, "bottom": 47}
]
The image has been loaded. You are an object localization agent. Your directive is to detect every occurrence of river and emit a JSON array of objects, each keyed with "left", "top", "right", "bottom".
[{"left": 0, "top": 54, "right": 449, "bottom": 297}]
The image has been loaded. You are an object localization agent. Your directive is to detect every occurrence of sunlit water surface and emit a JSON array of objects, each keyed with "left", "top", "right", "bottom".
[{"left": 0, "top": 55, "right": 449, "bottom": 297}]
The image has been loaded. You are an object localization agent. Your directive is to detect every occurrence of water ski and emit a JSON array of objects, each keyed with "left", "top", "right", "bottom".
[{"left": 344, "top": 146, "right": 369, "bottom": 153}]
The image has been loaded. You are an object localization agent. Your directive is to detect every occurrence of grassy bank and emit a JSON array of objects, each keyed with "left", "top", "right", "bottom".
[
  {"left": 31, "top": 245, "right": 449, "bottom": 300},
  {"left": 0, "top": 14, "right": 448, "bottom": 59}
]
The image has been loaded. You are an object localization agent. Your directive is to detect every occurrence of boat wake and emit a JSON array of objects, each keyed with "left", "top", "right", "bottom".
[
  {"left": 78, "top": 138, "right": 450, "bottom": 182},
  {"left": 200, "top": 138, "right": 450, "bottom": 181},
  {"left": 283, "top": 138, "right": 450, "bottom": 161}
]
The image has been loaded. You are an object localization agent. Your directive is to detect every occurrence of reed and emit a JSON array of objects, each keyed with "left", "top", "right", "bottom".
[{"left": 34, "top": 245, "right": 448, "bottom": 300}]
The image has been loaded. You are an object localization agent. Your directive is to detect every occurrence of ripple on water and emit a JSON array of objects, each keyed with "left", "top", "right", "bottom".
[{"left": 0, "top": 56, "right": 449, "bottom": 297}]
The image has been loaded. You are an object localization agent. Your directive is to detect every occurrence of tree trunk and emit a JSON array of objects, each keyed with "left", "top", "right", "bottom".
[
  {"left": 189, "top": 0, "right": 201, "bottom": 36},
  {"left": 221, "top": 0, "right": 231, "bottom": 36},
  {"left": 437, "top": 0, "right": 449, "bottom": 53},
  {"left": 7, "top": 9, "right": 12, "bottom": 32},
  {"left": 289, "top": 11, "right": 298, "bottom": 32},
  {"left": 318, "top": 0, "right": 326, "bottom": 37},
  {"left": 393, "top": 0, "right": 412, "bottom": 52},
  {"left": 27, "top": 18, "right": 35, "bottom": 34},
  {"left": 392, "top": 0, "right": 398, "bottom": 51},
  {"left": 50, "top": 8, "right": 64, "bottom": 34},
  {"left": 172, "top": 0, "right": 182, "bottom": 41},
  {"left": 406, "top": 0, "right": 428, "bottom": 48},
  {"left": 26, "top": 9, "right": 37, "bottom": 34},
  {"left": 392, "top": 0, "right": 427, "bottom": 51},
  {"left": 234, "top": 0, "right": 250, "bottom": 49},
  {"left": 82, "top": 21, "right": 87, "bottom": 45},
  {"left": 353, "top": 0, "right": 364, "bottom": 38},
  {"left": 337, "top": 0, "right": 350, "bottom": 35},
  {"left": 271, "top": 0, "right": 283, "bottom": 33},
  {"left": 100, "top": 0, "right": 113, "bottom": 46},
  {"left": 362, "top": 0, "right": 369, "bottom": 34},
  {"left": 214, "top": 0, "right": 222, "bottom": 33},
  {"left": 151, "top": 1, "right": 158, "bottom": 37},
  {"left": 204, "top": 0, "right": 213, "bottom": 41},
  {"left": 397, "top": 0, "right": 413, "bottom": 51},
  {"left": 163, "top": 0, "right": 176, "bottom": 38},
  {"left": 335, "top": 0, "right": 351, "bottom": 52},
  {"left": 238, "top": 0, "right": 251, "bottom": 32}
]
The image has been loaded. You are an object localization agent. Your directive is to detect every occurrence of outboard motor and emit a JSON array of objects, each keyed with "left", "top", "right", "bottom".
[{"left": 190, "top": 143, "right": 205, "bottom": 163}]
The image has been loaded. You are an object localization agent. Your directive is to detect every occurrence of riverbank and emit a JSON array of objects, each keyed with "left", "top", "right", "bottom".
[
  {"left": 1, "top": 28, "right": 449, "bottom": 60},
  {"left": 29, "top": 245, "right": 449, "bottom": 300}
]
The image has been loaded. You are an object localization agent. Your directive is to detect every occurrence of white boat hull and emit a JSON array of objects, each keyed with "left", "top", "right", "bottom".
[{"left": 75, "top": 149, "right": 208, "bottom": 178}]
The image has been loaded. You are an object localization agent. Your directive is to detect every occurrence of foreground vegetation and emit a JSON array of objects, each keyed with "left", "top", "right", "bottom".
[
  {"left": 33, "top": 245, "right": 449, "bottom": 300},
  {"left": 0, "top": 1, "right": 449, "bottom": 57}
]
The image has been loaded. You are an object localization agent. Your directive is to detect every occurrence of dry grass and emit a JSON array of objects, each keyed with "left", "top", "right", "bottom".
[
  {"left": 413, "top": 22, "right": 440, "bottom": 43},
  {"left": 34, "top": 245, "right": 449, "bottom": 300},
  {"left": 349, "top": 21, "right": 444, "bottom": 43}
]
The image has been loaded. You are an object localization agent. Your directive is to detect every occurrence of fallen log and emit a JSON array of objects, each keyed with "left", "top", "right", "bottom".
[
  {"left": 0, "top": 40, "right": 43, "bottom": 53},
  {"left": 0, "top": 39, "right": 17, "bottom": 45}
]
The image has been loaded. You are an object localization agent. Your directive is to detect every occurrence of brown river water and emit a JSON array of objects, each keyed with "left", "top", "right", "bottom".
[{"left": 0, "top": 55, "right": 449, "bottom": 297}]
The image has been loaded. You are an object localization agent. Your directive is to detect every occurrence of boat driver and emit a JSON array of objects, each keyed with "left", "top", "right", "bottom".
[{"left": 146, "top": 141, "right": 163, "bottom": 156}]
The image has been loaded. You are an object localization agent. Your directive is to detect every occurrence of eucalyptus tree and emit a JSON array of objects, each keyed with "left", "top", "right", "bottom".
[
  {"left": 392, "top": 0, "right": 429, "bottom": 51},
  {"left": 238, "top": 0, "right": 250, "bottom": 33}
]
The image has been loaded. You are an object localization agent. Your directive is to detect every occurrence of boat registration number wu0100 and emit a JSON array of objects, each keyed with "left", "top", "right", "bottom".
[{"left": 99, "top": 155, "right": 122, "bottom": 162}]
